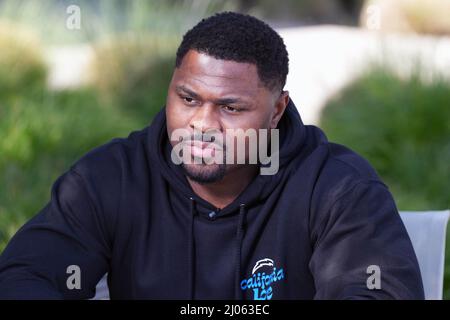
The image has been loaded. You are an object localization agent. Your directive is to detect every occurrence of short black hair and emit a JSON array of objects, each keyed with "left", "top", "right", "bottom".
[{"left": 175, "top": 12, "right": 289, "bottom": 91}]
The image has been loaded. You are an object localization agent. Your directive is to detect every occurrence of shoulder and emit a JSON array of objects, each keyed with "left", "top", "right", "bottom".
[
  {"left": 308, "top": 139, "right": 397, "bottom": 226},
  {"left": 325, "top": 142, "right": 381, "bottom": 182},
  {"left": 64, "top": 126, "right": 151, "bottom": 214},
  {"left": 308, "top": 141, "right": 393, "bottom": 223},
  {"left": 315, "top": 142, "right": 386, "bottom": 199},
  {"left": 71, "top": 126, "right": 150, "bottom": 180}
]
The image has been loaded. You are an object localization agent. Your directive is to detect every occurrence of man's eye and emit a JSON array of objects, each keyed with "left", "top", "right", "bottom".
[
  {"left": 223, "top": 105, "right": 239, "bottom": 113},
  {"left": 182, "top": 96, "right": 195, "bottom": 104}
]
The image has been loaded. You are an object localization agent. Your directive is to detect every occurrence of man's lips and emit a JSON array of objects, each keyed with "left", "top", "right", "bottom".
[
  {"left": 182, "top": 140, "right": 223, "bottom": 159},
  {"left": 182, "top": 140, "right": 223, "bottom": 149}
]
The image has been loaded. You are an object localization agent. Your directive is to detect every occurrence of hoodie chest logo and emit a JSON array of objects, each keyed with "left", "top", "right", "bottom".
[{"left": 240, "top": 258, "right": 286, "bottom": 300}]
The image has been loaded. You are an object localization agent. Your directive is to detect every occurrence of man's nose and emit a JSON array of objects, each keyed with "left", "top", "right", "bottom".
[{"left": 189, "top": 104, "right": 221, "bottom": 132}]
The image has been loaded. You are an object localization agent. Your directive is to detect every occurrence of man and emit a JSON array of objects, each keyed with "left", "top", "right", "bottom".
[{"left": 0, "top": 12, "right": 423, "bottom": 300}]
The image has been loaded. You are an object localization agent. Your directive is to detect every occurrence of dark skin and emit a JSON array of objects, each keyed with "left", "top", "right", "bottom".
[{"left": 166, "top": 50, "right": 289, "bottom": 209}]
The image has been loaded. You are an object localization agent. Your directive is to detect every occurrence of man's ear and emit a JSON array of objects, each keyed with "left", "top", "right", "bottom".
[{"left": 270, "top": 91, "right": 289, "bottom": 129}]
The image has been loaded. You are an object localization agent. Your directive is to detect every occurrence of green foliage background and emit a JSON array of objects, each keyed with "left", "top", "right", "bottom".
[
  {"left": 321, "top": 67, "right": 450, "bottom": 298},
  {"left": 0, "top": 0, "right": 448, "bottom": 299}
]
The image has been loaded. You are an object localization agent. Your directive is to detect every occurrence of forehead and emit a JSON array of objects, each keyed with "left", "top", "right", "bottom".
[{"left": 173, "top": 50, "right": 263, "bottom": 96}]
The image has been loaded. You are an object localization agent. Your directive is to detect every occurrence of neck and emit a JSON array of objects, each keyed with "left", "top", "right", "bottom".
[{"left": 187, "top": 165, "right": 259, "bottom": 209}]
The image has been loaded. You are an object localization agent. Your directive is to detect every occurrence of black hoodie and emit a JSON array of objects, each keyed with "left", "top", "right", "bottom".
[{"left": 0, "top": 100, "right": 424, "bottom": 300}]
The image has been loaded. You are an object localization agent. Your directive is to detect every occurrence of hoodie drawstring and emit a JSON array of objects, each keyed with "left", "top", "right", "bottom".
[
  {"left": 188, "top": 197, "right": 197, "bottom": 299},
  {"left": 187, "top": 198, "right": 247, "bottom": 300},
  {"left": 234, "top": 204, "right": 247, "bottom": 300}
]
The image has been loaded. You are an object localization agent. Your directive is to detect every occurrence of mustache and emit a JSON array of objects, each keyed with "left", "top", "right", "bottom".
[{"left": 178, "top": 133, "right": 224, "bottom": 145}]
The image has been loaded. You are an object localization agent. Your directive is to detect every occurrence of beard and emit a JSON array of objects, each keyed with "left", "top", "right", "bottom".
[
  {"left": 181, "top": 161, "right": 227, "bottom": 184},
  {"left": 180, "top": 139, "right": 227, "bottom": 184},
  {"left": 175, "top": 130, "right": 228, "bottom": 184}
]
